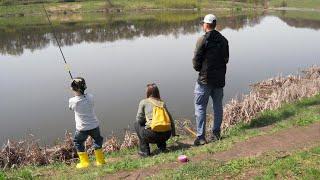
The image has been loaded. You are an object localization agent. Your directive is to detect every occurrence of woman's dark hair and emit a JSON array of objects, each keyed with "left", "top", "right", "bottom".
[
  {"left": 71, "top": 77, "right": 87, "bottom": 95},
  {"left": 146, "top": 83, "right": 161, "bottom": 99}
]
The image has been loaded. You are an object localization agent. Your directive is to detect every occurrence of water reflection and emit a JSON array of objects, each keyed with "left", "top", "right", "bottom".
[
  {"left": 0, "top": 12, "right": 266, "bottom": 56},
  {"left": 2, "top": 11, "right": 320, "bottom": 56},
  {"left": 274, "top": 11, "right": 320, "bottom": 30}
]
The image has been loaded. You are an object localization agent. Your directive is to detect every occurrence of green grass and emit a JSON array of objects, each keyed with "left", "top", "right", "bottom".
[
  {"left": 152, "top": 157, "right": 258, "bottom": 179},
  {"left": 0, "top": 0, "right": 264, "bottom": 17},
  {"left": 0, "top": 0, "right": 198, "bottom": 17},
  {"left": 269, "top": 0, "right": 320, "bottom": 9},
  {"left": 0, "top": 1, "right": 106, "bottom": 17},
  {"left": 247, "top": 93, "right": 320, "bottom": 128},
  {"left": 110, "top": 0, "right": 199, "bottom": 10},
  {"left": 3, "top": 94, "right": 320, "bottom": 179},
  {"left": 200, "top": 0, "right": 257, "bottom": 9},
  {"left": 270, "top": 10, "right": 320, "bottom": 21},
  {"left": 0, "top": 8, "right": 257, "bottom": 29},
  {"left": 0, "top": 11, "right": 199, "bottom": 28},
  {"left": 153, "top": 145, "right": 320, "bottom": 179},
  {"left": 1, "top": 0, "right": 320, "bottom": 18},
  {"left": 257, "top": 146, "right": 320, "bottom": 179},
  {"left": 0, "top": 171, "right": 7, "bottom": 180}
]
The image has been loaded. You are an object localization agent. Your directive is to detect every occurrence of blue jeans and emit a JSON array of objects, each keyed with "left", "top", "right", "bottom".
[
  {"left": 194, "top": 82, "right": 223, "bottom": 139},
  {"left": 73, "top": 127, "right": 103, "bottom": 152}
]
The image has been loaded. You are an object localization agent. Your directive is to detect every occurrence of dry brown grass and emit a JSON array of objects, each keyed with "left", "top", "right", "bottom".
[
  {"left": 0, "top": 132, "right": 78, "bottom": 169},
  {"left": 102, "top": 136, "right": 120, "bottom": 153},
  {"left": 220, "top": 66, "right": 320, "bottom": 132},
  {"left": 120, "top": 131, "right": 139, "bottom": 150},
  {"left": 0, "top": 131, "right": 139, "bottom": 169}
]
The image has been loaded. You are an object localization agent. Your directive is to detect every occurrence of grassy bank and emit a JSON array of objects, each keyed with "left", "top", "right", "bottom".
[
  {"left": 1, "top": 93, "right": 320, "bottom": 179},
  {"left": 0, "top": 1, "right": 107, "bottom": 17},
  {"left": 271, "top": 10, "right": 320, "bottom": 21},
  {"left": 154, "top": 145, "right": 320, "bottom": 179},
  {"left": 0, "top": 0, "right": 262, "bottom": 17},
  {"left": 1, "top": 0, "right": 320, "bottom": 17},
  {"left": 0, "top": 9, "right": 256, "bottom": 30},
  {"left": 269, "top": 0, "right": 320, "bottom": 10}
]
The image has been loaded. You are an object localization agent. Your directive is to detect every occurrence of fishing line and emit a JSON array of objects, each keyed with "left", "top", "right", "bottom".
[{"left": 42, "top": 5, "right": 74, "bottom": 80}]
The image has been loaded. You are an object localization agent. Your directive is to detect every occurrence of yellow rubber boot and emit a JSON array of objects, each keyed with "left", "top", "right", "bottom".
[
  {"left": 76, "top": 152, "right": 90, "bottom": 169},
  {"left": 94, "top": 149, "right": 106, "bottom": 166}
]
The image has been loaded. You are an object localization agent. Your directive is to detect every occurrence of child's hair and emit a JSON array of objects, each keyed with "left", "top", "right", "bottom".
[
  {"left": 71, "top": 77, "right": 87, "bottom": 95},
  {"left": 146, "top": 83, "right": 161, "bottom": 100}
]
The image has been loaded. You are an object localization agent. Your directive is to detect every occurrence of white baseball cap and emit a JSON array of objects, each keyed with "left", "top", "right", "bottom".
[{"left": 202, "top": 14, "right": 216, "bottom": 24}]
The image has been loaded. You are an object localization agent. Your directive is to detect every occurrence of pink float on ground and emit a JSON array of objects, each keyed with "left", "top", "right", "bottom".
[{"left": 178, "top": 155, "right": 189, "bottom": 163}]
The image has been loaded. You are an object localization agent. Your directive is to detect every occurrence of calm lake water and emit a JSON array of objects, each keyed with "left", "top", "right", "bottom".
[{"left": 0, "top": 11, "right": 319, "bottom": 144}]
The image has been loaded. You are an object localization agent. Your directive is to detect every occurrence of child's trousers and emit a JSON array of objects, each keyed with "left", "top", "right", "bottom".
[{"left": 73, "top": 127, "right": 103, "bottom": 152}]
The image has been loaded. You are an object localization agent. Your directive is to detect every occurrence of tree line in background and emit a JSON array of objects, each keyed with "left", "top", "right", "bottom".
[
  {"left": 0, "top": 0, "right": 97, "bottom": 6},
  {"left": 0, "top": 0, "right": 270, "bottom": 7}
]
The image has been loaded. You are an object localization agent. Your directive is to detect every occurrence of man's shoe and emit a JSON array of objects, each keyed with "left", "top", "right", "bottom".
[
  {"left": 194, "top": 138, "right": 206, "bottom": 146},
  {"left": 208, "top": 131, "right": 221, "bottom": 143}
]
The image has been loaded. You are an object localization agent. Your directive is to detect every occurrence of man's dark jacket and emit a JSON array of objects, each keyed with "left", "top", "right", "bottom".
[{"left": 192, "top": 30, "right": 229, "bottom": 88}]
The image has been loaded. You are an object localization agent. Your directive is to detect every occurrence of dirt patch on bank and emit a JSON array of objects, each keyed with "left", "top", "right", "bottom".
[
  {"left": 213, "top": 123, "right": 320, "bottom": 161},
  {"left": 103, "top": 123, "right": 320, "bottom": 179},
  {"left": 47, "top": 4, "right": 82, "bottom": 13}
]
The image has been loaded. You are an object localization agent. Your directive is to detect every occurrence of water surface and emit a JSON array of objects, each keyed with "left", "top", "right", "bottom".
[{"left": 0, "top": 11, "right": 319, "bottom": 144}]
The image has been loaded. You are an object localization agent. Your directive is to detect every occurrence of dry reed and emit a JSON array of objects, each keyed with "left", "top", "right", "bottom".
[
  {"left": 102, "top": 136, "right": 120, "bottom": 153},
  {"left": 220, "top": 66, "right": 320, "bottom": 132},
  {"left": 0, "top": 130, "right": 139, "bottom": 169},
  {"left": 120, "top": 131, "right": 139, "bottom": 150}
]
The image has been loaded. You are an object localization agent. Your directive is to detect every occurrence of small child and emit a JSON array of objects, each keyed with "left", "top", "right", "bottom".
[{"left": 69, "top": 77, "right": 106, "bottom": 169}]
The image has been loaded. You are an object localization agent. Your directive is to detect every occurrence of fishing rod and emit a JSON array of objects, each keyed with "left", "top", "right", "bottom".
[
  {"left": 176, "top": 119, "right": 197, "bottom": 138},
  {"left": 42, "top": 5, "right": 74, "bottom": 80}
]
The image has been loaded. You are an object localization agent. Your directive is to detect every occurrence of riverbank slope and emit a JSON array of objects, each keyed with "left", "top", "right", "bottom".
[
  {"left": 0, "top": 0, "right": 263, "bottom": 17},
  {"left": 1, "top": 92, "right": 320, "bottom": 179},
  {"left": 2, "top": 0, "right": 320, "bottom": 18}
]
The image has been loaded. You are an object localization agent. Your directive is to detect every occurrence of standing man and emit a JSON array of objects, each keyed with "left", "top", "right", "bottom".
[{"left": 192, "top": 14, "right": 229, "bottom": 146}]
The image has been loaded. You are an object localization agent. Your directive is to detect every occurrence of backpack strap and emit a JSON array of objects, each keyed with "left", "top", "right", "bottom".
[{"left": 147, "top": 98, "right": 164, "bottom": 108}]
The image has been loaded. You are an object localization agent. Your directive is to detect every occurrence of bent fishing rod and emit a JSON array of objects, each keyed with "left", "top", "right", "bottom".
[{"left": 42, "top": 5, "right": 74, "bottom": 80}]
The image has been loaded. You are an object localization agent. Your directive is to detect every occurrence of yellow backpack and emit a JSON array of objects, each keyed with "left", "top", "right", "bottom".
[{"left": 148, "top": 99, "right": 172, "bottom": 132}]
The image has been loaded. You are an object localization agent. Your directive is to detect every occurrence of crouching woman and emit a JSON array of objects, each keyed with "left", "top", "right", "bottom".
[{"left": 135, "top": 83, "right": 176, "bottom": 157}]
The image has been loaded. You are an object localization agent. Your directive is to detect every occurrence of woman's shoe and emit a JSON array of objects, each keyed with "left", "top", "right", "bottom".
[{"left": 157, "top": 143, "right": 167, "bottom": 153}]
